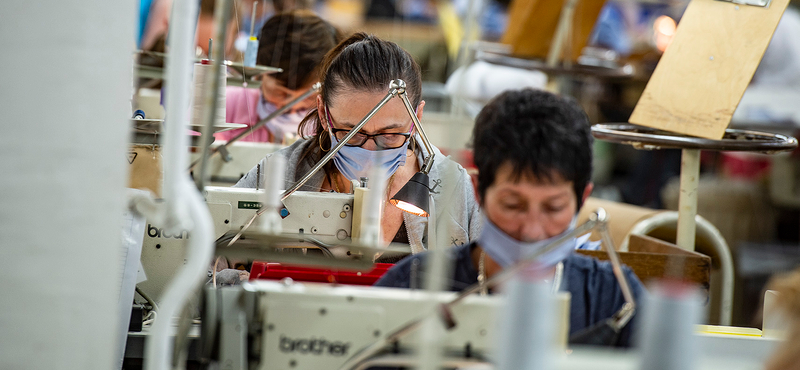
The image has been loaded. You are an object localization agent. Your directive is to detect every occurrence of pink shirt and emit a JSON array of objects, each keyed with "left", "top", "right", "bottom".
[
  {"left": 216, "top": 86, "right": 310, "bottom": 143},
  {"left": 215, "top": 86, "right": 270, "bottom": 143}
]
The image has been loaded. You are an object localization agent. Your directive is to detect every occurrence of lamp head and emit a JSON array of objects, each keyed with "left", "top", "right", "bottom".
[{"left": 389, "top": 171, "right": 430, "bottom": 217}]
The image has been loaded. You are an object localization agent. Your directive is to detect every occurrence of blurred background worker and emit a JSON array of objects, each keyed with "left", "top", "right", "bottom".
[{"left": 216, "top": 10, "right": 342, "bottom": 143}]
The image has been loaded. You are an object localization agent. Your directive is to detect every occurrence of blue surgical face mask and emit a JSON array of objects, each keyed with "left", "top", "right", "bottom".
[
  {"left": 329, "top": 136, "right": 409, "bottom": 181},
  {"left": 478, "top": 214, "right": 578, "bottom": 269},
  {"left": 325, "top": 106, "right": 412, "bottom": 182}
]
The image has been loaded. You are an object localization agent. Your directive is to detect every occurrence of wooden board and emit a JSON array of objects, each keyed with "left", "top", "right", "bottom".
[
  {"left": 577, "top": 234, "right": 711, "bottom": 290},
  {"left": 128, "top": 145, "right": 162, "bottom": 197},
  {"left": 629, "top": 0, "right": 789, "bottom": 139},
  {"left": 502, "top": 0, "right": 606, "bottom": 62}
]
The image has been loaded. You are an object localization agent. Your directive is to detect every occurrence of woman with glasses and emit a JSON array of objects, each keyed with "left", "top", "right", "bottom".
[{"left": 234, "top": 33, "right": 482, "bottom": 256}]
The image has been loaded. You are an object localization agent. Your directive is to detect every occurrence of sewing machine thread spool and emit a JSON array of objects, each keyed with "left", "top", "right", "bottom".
[
  {"left": 361, "top": 163, "right": 387, "bottom": 248},
  {"left": 259, "top": 155, "right": 285, "bottom": 234},
  {"left": 637, "top": 281, "right": 703, "bottom": 370},
  {"left": 496, "top": 279, "right": 555, "bottom": 370},
  {"left": 191, "top": 61, "right": 226, "bottom": 132}
]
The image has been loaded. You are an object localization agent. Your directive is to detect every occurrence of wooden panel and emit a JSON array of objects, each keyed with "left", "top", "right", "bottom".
[
  {"left": 628, "top": 234, "right": 704, "bottom": 257},
  {"left": 128, "top": 145, "right": 162, "bottom": 197},
  {"left": 502, "top": 0, "right": 606, "bottom": 62},
  {"left": 629, "top": 0, "right": 789, "bottom": 139},
  {"left": 577, "top": 235, "right": 711, "bottom": 290}
]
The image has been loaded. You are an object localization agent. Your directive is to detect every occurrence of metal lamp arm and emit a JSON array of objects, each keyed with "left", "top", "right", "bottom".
[{"left": 397, "top": 90, "right": 435, "bottom": 174}]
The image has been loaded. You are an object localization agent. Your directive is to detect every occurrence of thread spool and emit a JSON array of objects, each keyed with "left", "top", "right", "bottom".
[
  {"left": 191, "top": 61, "right": 226, "bottom": 130},
  {"left": 360, "top": 160, "right": 387, "bottom": 247},
  {"left": 496, "top": 279, "right": 555, "bottom": 370},
  {"left": 244, "top": 37, "right": 258, "bottom": 67},
  {"left": 637, "top": 281, "right": 703, "bottom": 370},
  {"left": 259, "top": 155, "right": 285, "bottom": 234}
]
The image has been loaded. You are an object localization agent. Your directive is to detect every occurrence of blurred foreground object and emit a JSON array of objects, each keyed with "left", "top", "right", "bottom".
[{"left": 764, "top": 267, "right": 800, "bottom": 370}]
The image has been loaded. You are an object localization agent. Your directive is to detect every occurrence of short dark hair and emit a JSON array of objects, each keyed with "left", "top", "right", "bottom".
[
  {"left": 472, "top": 89, "right": 593, "bottom": 210},
  {"left": 257, "top": 11, "right": 342, "bottom": 90}
]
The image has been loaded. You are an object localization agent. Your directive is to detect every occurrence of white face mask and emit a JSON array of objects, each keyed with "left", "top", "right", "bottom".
[
  {"left": 257, "top": 99, "right": 308, "bottom": 140},
  {"left": 477, "top": 214, "right": 577, "bottom": 269}
]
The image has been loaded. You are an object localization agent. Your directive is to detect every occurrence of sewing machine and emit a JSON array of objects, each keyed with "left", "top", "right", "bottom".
[
  {"left": 198, "top": 280, "right": 782, "bottom": 370},
  {"left": 201, "top": 280, "right": 572, "bottom": 370},
  {"left": 137, "top": 186, "right": 362, "bottom": 303}
]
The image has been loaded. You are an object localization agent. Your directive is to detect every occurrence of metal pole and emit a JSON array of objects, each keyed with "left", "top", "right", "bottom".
[
  {"left": 676, "top": 148, "right": 700, "bottom": 250},
  {"left": 195, "top": 0, "right": 233, "bottom": 191},
  {"left": 546, "top": 0, "right": 579, "bottom": 67}
]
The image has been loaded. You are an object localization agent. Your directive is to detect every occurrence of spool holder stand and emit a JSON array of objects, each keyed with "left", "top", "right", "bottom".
[{"left": 592, "top": 124, "right": 798, "bottom": 251}]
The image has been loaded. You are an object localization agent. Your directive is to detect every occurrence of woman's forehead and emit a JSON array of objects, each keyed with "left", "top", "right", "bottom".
[{"left": 328, "top": 91, "right": 413, "bottom": 129}]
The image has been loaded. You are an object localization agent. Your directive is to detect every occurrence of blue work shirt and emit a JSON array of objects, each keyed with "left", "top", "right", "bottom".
[{"left": 374, "top": 242, "right": 645, "bottom": 348}]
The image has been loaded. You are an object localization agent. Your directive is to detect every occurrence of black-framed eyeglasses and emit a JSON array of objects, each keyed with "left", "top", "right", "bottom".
[
  {"left": 325, "top": 106, "right": 413, "bottom": 149},
  {"left": 329, "top": 128, "right": 411, "bottom": 149}
]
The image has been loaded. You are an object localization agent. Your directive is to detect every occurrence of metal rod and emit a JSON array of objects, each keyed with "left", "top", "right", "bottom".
[
  {"left": 195, "top": 0, "right": 234, "bottom": 192},
  {"left": 188, "top": 82, "right": 321, "bottom": 171},
  {"left": 249, "top": 1, "right": 258, "bottom": 37},
  {"left": 676, "top": 148, "right": 700, "bottom": 250},
  {"left": 227, "top": 81, "right": 404, "bottom": 246},
  {"left": 595, "top": 210, "right": 636, "bottom": 308},
  {"left": 397, "top": 91, "right": 436, "bottom": 174},
  {"left": 546, "top": 0, "right": 579, "bottom": 67}
]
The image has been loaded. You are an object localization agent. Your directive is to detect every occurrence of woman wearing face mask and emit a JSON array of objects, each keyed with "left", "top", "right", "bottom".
[
  {"left": 376, "top": 89, "right": 645, "bottom": 348},
  {"left": 216, "top": 11, "right": 341, "bottom": 144},
  {"left": 233, "top": 33, "right": 482, "bottom": 254}
]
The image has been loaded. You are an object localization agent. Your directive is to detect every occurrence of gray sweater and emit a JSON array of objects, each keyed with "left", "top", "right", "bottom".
[{"left": 233, "top": 136, "right": 482, "bottom": 253}]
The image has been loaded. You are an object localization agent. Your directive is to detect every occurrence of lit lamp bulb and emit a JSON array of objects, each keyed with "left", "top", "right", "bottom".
[{"left": 389, "top": 172, "right": 431, "bottom": 217}]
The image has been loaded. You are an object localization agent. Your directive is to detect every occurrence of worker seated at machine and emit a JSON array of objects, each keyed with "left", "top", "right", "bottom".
[
  {"left": 233, "top": 33, "right": 481, "bottom": 257},
  {"left": 375, "top": 89, "right": 646, "bottom": 347},
  {"left": 216, "top": 10, "right": 342, "bottom": 144}
]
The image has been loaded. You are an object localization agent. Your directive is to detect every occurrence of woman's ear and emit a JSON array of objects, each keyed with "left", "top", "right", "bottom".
[
  {"left": 316, "top": 95, "right": 327, "bottom": 129},
  {"left": 415, "top": 100, "right": 425, "bottom": 121},
  {"left": 470, "top": 170, "right": 482, "bottom": 205},
  {"left": 581, "top": 182, "right": 594, "bottom": 207}
]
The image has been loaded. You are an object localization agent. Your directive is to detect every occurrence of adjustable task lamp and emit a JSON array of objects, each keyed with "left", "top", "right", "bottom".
[{"left": 388, "top": 79, "right": 437, "bottom": 217}]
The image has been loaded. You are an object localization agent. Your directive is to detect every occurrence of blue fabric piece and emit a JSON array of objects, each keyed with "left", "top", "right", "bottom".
[
  {"left": 588, "top": 3, "right": 632, "bottom": 56},
  {"left": 374, "top": 242, "right": 645, "bottom": 348}
]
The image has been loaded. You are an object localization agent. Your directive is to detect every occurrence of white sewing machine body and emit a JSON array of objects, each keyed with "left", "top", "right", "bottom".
[
  {"left": 138, "top": 186, "right": 357, "bottom": 302},
  {"left": 204, "top": 280, "right": 572, "bottom": 370}
]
